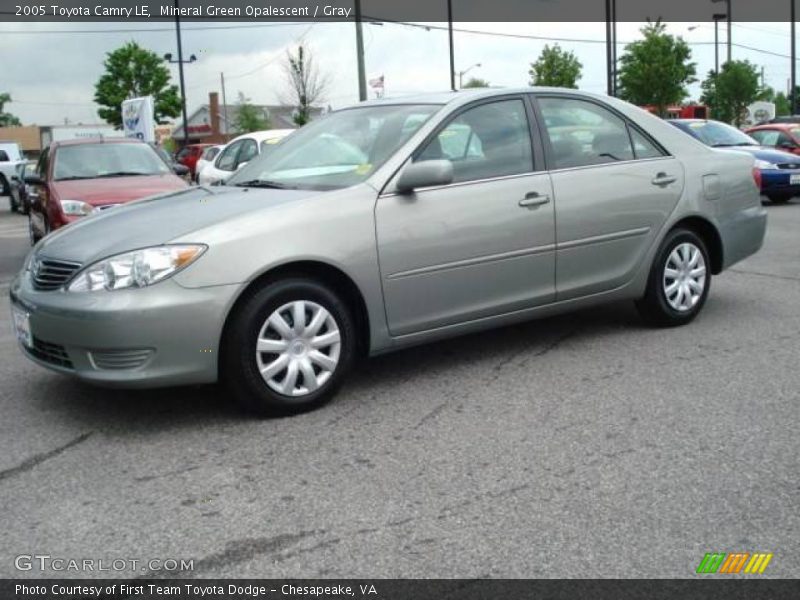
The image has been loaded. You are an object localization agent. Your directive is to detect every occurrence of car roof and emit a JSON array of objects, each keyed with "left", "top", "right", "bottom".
[
  {"left": 230, "top": 129, "right": 295, "bottom": 143},
  {"left": 53, "top": 137, "right": 144, "bottom": 148},
  {"left": 748, "top": 122, "right": 797, "bottom": 130},
  {"left": 348, "top": 87, "right": 617, "bottom": 110}
]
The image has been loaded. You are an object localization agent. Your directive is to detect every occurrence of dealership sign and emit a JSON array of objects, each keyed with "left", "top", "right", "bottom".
[{"left": 121, "top": 96, "right": 156, "bottom": 142}]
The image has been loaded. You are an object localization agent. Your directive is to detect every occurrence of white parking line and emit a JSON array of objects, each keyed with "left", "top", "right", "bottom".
[{"left": 0, "top": 222, "right": 29, "bottom": 239}]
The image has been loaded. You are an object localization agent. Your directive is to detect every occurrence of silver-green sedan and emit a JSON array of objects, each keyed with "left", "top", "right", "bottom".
[{"left": 10, "top": 88, "right": 767, "bottom": 414}]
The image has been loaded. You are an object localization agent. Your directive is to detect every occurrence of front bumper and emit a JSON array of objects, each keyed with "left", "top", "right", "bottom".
[{"left": 9, "top": 272, "right": 241, "bottom": 388}]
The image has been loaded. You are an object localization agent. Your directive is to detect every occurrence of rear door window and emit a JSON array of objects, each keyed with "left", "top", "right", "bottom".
[{"left": 538, "top": 97, "right": 636, "bottom": 169}]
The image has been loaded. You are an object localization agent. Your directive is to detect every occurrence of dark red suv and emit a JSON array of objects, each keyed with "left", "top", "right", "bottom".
[{"left": 25, "top": 138, "right": 188, "bottom": 244}]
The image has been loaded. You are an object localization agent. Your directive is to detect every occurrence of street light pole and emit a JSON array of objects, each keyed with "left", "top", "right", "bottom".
[
  {"left": 447, "top": 0, "right": 456, "bottom": 92},
  {"left": 712, "top": 13, "right": 726, "bottom": 75},
  {"left": 712, "top": 0, "right": 731, "bottom": 65},
  {"left": 457, "top": 63, "right": 481, "bottom": 89}
]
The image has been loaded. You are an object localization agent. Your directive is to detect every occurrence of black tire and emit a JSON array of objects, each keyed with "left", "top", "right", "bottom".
[
  {"left": 636, "top": 228, "right": 711, "bottom": 327},
  {"left": 221, "top": 278, "right": 357, "bottom": 416},
  {"left": 767, "top": 194, "right": 791, "bottom": 204},
  {"left": 28, "top": 215, "right": 39, "bottom": 245},
  {"left": 0, "top": 175, "right": 9, "bottom": 198}
]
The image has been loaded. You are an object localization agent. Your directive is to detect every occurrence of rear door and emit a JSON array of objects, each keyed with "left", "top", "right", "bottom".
[{"left": 533, "top": 94, "right": 685, "bottom": 300}]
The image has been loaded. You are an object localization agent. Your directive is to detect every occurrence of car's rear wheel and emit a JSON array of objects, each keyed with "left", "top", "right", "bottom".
[
  {"left": 221, "top": 278, "right": 356, "bottom": 415},
  {"left": 636, "top": 228, "right": 711, "bottom": 327},
  {"left": 0, "top": 175, "right": 9, "bottom": 198}
]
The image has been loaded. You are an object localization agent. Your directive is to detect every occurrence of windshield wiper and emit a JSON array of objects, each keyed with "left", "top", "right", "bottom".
[
  {"left": 96, "top": 171, "right": 154, "bottom": 178},
  {"left": 233, "top": 179, "right": 297, "bottom": 189},
  {"left": 54, "top": 176, "right": 92, "bottom": 181},
  {"left": 712, "top": 142, "right": 757, "bottom": 147}
]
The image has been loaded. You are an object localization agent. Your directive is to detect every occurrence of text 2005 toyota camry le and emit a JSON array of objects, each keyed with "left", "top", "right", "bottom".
[{"left": 10, "top": 89, "right": 767, "bottom": 414}]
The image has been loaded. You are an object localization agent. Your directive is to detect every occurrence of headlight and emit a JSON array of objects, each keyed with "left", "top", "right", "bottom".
[
  {"left": 67, "top": 244, "right": 207, "bottom": 292},
  {"left": 60, "top": 199, "right": 96, "bottom": 217},
  {"left": 754, "top": 159, "right": 778, "bottom": 170}
]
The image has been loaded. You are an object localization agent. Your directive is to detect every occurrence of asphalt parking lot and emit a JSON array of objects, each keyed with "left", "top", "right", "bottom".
[{"left": 0, "top": 194, "right": 797, "bottom": 579}]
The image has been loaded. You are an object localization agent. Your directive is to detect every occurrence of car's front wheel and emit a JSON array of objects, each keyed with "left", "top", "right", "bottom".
[
  {"left": 222, "top": 278, "right": 356, "bottom": 415},
  {"left": 636, "top": 228, "right": 711, "bottom": 327}
]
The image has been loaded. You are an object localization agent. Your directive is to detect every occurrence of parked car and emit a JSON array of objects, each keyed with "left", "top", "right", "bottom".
[
  {"left": 745, "top": 123, "right": 800, "bottom": 156},
  {"left": 670, "top": 118, "right": 800, "bottom": 204},
  {"left": 197, "top": 130, "right": 293, "bottom": 186},
  {"left": 0, "top": 140, "right": 25, "bottom": 200},
  {"left": 175, "top": 143, "right": 213, "bottom": 179},
  {"left": 194, "top": 145, "right": 223, "bottom": 183},
  {"left": 24, "top": 138, "right": 188, "bottom": 243},
  {"left": 11, "top": 89, "right": 766, "bottom": 415},
  {"left": 8, "top": 160, "right": 36, "bottom": 214},
  {"left": 149, "top": 143, "right": 191, "bottom": 181}
]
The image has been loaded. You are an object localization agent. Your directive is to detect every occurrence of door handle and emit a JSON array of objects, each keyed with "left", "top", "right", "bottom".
[
  {"left": 652, "top": 172, "right": 677, "bottom": 186},
  {"left": 519, "top": 192, "right": 550, "bottom": 208}
]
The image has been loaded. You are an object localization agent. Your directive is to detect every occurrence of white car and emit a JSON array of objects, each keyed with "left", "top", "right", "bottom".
[
  {"left": 193, "top": 145, "right": 223, "bottom": 183},
  {"left": 0, "top": 140, "right": 25, "bottom": 199},
  {"left": 197, "top": 129, "right": 293, "bottom": 186}
]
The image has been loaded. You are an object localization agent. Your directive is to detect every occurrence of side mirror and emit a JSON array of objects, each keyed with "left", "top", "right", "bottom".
[
  {"left": 172, "top": 163, "right": 190, "bottom": 176},
  {"left": 396, "top": 159, "right": 454, "bottom": 193},
  {"left": 236, "top": 161, "right": 249, "bottom": 170},
  {"left": 24, "top": 174, "right": 44, "bottom": 186}
]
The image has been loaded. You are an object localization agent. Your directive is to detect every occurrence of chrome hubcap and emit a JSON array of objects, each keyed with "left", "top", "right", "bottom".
[
  {"left": 255, "top": 300, "right": 341, "bottom": 397},
  {"left": 663, "top": 242, "right": 706, "bottom": 312}
]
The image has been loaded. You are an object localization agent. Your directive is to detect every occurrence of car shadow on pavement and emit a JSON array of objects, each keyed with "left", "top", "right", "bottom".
[{"left": 32, "top": 302, "right": 645, "bottom": 430}]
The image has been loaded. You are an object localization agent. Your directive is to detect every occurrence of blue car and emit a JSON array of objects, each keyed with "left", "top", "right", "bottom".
[{"left": 670, "top": 118, "right": 800, "bottom": 204}]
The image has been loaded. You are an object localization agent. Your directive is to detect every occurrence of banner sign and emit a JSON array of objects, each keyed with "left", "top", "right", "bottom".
[{"left": 121, "top": 96, "right": 156, "bottom": 143}]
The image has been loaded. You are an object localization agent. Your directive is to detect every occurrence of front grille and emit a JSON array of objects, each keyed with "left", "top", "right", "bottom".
[
  {"left": 777, "top": 163, "right": 800, "bottom": 170},
  {"left": 89, "top": 348, "right": 154, "bottom": 370},
  {"left": 29, "top": 337, "right": 73, "bottom": 369},
  {"left": 32, "top": 258, "right": 82, "bottom": 291}
]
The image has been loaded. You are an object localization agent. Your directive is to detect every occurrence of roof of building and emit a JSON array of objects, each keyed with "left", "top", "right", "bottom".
[{"left": 173, "top": 103, "right": 325, "bottom": 138}]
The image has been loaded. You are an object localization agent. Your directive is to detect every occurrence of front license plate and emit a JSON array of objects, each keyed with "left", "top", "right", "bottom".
[
  {"left": 11, "top": 305, "right": 33, "bottom": 349},
  {"left": 791, "top": 174, "right": 800, "bottom": 185}
]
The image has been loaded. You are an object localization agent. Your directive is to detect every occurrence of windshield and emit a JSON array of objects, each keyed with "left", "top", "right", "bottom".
[
  {"left": 228, "top": 104, "right": 441, "bottom": 190},
  {"left": 677, "top": 121, "right": 759, "bottom": 147},
  {"left": 54, "top": 142, "right": 171, "bottom": 181}
]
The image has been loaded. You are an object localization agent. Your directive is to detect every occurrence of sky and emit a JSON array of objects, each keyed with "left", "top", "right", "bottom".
[{"left": 0, "top": 19, "right": 796, "bottom": 126}]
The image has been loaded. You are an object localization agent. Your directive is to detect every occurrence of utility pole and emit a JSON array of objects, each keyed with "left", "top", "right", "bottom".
[
  {"left": 792, "top": 0, "right": 797, "bottom": 114},
  {"left": 611, "top": 0, "right": 618, "bottom": 96},
  {"left": 174, "top": 0, "right": 189, "bottom": 146},
  {"left": 447, "top": 0, "right": 456, "bottom": 92},
  {"left": 354, "top": 0, "right": 367, "bottom": 101},
  {"left": 605, "top": 0, "right": 613, "bottom": 96},
  {"left": 220, "top": 72, "right": 229, "bottom": 138}
]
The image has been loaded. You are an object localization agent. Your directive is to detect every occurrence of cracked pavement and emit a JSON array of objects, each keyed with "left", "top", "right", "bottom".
[{"left": 0, "top": 196, "right": 798, "bottom": 578}]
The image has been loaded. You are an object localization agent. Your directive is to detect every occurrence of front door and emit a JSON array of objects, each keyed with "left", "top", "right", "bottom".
[{"left": 376, "top": 97, "right": 556, "bottom": 336}]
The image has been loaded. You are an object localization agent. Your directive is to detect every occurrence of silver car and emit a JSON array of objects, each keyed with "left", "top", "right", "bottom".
[{"left": 10, "top": 89, "right": 767, "bottom": 414}]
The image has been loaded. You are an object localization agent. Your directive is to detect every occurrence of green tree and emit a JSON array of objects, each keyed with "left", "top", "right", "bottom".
[
  {"left": 283, "top": 45, "right": 328, "bottom": 126},
  {"left": 700, "top": 60, "right": 761, "bottom": 126},
  {"left": 774, "top": 92, "right": 791, "bottom": 116},
  {"left": 94, "top": 41, "right": 181, "bottom": 128},
  {"left": 233, "top": 92, "right": 269, "bottom": 133},
  {"left": 0, "top": 92, "right": 22, "bottom": 127},
  {"left": 617, "top": 21, "right": 697, "bottom": 116},
  {"left": 529, "top": 44, "right": 582, "bottom": 88},
  {"left": 462, "top": 77, "right": 490, "bottom": 88}
]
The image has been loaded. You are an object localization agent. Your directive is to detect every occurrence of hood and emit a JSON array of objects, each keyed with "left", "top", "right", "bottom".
[
  {"left": 720, "top": 145, "right": 800, "bottom": 164},
  {"left": 52, "top": 173, "right": 188, "bottom": 206},
  {"left": 37, "top": 185, "right": 320, "bottom": 264}
]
